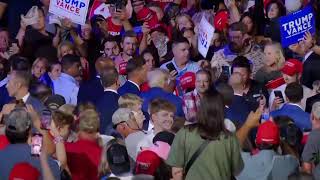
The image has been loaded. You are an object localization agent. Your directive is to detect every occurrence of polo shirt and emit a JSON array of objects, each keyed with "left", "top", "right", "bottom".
[
  {"left": 65, "top": 138, "right": 102, "bottom": 180},
  {"left": 125, "top": 131, "right": 153, "bottom": 160}
]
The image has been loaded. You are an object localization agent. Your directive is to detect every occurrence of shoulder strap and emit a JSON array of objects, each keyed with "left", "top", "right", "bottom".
[{"left": 184, "top": 140, "right": 210, "bottom": 176}]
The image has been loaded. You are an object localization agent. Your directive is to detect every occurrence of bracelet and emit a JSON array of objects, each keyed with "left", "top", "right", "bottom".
[{"left": 53, "top": 136, "right": 64, "bottom": 144}]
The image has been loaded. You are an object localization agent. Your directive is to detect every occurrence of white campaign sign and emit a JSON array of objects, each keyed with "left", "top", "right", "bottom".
[
  {"left": 93, "top": 3, "right": 111, "bottom": 18},
  {"left": 198, "top": 16, "right": 215, "bottom": 58},
  {"left": 49, "top": 0, "right": 89, "bottom": 25}
]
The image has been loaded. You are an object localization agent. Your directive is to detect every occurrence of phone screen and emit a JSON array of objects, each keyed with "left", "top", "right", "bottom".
[
  {"left": 31, "top": 134, "right": 43, "bottom": 156},
  {"left": 222, "top": 66, "right": 231, "bottom": 78},
  {"left": 166, "top": 63, "right": 177, "bottom": 73},
  {"left": 41, "top": 109, "right": 52, "bottom": 130},
  {"left": 274, "top": 91, "right": 284, "bottom": 103}
]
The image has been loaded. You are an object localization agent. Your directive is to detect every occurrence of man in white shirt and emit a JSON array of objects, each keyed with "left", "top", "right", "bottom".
[
  {"left": 269, "top": 59, "right": 313, "bottom": 111},
  {"left": 112, "top": 108, "right": 153, "bottom": 160},
  {"left": 53, "top": 54, "right": 81, "bottom": 105}
]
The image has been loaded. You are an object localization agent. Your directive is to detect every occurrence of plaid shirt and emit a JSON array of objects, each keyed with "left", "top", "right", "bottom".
[{"left": 182, "top": 89, "right": 201, "bottom": 123}]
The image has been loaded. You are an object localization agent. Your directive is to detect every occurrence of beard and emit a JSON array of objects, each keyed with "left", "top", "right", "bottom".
[{"left": 229, "top": 42, "right": 243, "bottom": 53}]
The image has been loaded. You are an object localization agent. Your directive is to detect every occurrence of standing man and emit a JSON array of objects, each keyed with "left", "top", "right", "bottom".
[{"left": 53, "top": 54, "right": 82, "bottom": 105}]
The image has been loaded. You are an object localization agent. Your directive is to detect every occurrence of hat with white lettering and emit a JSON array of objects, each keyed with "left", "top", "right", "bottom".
[
  {"left": 281, "top": 58, "right": 303, "bottom": 76},
  {"left": 285, "top": 0, "right": 302, "bottom": 14}
]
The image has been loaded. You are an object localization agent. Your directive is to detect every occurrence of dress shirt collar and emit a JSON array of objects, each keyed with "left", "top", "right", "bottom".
[
  {"left": 304, "top": 51, "right": 313, "bottom": 63},
  {"left": 22, "top": 93, "right": 30, "bottom": 103},
  {"left": 104, "top": 88, "right": 118, "bottom": 94},
  {"left": 128, "top": 80, "right": 140, "bottom": 90}
]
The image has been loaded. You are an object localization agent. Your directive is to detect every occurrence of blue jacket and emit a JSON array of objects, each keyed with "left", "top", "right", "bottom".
[
  {"left": 270, "top": 103, "right": 311, "bottom": 131},
  {"left": 225, "top": 95, "right": 252, "bottom": 127},
  {"left": 77, "top": 76, "right": 104, "bottom": 105},
  {"left": 95, "top": 91, "right": 120, "bottom": 135},
  {"left": 0, "top": 86, "right": 13, "bottom": 110},
  {"left": 118, "top": 81, "right": 140, "bottom": 96},
  {"left": 140, "top": 87, "right": 185, "bottom": 117}
]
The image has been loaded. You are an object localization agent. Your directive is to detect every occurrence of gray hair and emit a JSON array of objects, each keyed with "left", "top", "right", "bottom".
[
  {"left": 5, "top": 108, "right": 32, "bottom": 133},
  {"left": 312, "top": 102, "right": 320, "bottom": 120}
]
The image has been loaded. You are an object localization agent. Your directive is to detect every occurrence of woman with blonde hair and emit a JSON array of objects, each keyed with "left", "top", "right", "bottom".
[{"left": 254, "top": 42, "right": 285, "bottom": 85}]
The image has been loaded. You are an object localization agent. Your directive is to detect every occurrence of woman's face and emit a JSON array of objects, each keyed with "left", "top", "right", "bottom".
[
  {"left": 264, "top": 45, "right": 277, "bottom": 66},
  {"left": 183, "top": 30, "right": 194, "bottom": 45},
  {"left": 241, "top": 16, "right": 254, "bottom": 34},
  {"left": 143, "top": 53, "right": 155, "bottom": 71},
  {"left": 268, "top": 3, "right": 280, "bottom": 19},
  {"left": 32, "top": 10, "right": 46, "bottom": 30},
  {"left": 81, "top": 24, "right": 92, "bottom": 40},
  {"left": 33, "top": 60, "right": 46, "bottom": 78},
  {"left": 177, "top": 16, "right": 192, "bottom": 31},
  {"left": 60, "top": 45, "right": 74, "bottom": 58},
  {"left": 49, "top": 64, "right": 62, "bottom": 80}
]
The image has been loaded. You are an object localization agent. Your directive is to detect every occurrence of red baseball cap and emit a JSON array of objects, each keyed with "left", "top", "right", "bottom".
[
  {"left": 256, "top": 121, "right": 280, "bottom": 145},
  {"left": 281, "top": 59, "right": 303, "bottom": 76},
  {"left": 9, "top": 163, "right": 40, "bottom": 180},
  {"left": 214, "top": 10, "right": 229, "bottom": 32},
  {"left": 180, "top": 72, "right": 196, "bottom": 91},
  {"left": 135, "top": 150, "right": 162, "bottom": 175},
  {"left": 142, "top": 141, "right": 171, "bottom": 160}
]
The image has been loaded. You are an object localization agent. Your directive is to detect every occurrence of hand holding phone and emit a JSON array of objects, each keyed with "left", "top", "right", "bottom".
[
  {"left": 40, "top": 109, "right": 52, "bottom": 130},
  {"left": 31, "top": 134, "right": 43, "bottom": 156},
  {"left": 274, "top": 90, "right": 284, "bottom": 103},
  {"left": 166, "top": 62, "right": 177, "bottom": 74}
]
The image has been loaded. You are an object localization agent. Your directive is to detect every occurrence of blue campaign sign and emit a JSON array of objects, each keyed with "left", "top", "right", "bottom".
[{"left": 279, "top": 5, "right": 315, "bottom": 47}]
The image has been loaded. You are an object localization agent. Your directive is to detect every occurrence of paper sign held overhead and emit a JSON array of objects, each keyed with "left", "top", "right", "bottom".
[
  {"left": 198, "top": 16, "right": 215, "bottom": 58},
  {"left": 279, "top": 5, "right": 315, "bottom": 47},
  {"left": 49, "top": 0, "right": 89, "bottom": 25}
]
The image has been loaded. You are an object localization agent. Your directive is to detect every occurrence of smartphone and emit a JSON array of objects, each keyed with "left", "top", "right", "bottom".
[
  {"left": 274, "top": 90, "right": 284, "bottom": 103},
  {"left": 221, "top": 65, "right": 231, "bottom": 78},
  {"left": 40, "top": 109, "right": 52, "bottom": 130},
  {"left": 31, "top": 134, "right": 43, "bottom": 156},
  {"left": 166, "top": 62, "right": 177, "bottom": 73}
]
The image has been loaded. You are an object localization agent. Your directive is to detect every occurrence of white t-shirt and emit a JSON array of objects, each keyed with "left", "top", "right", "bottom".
[{"left": 125, "top": 131, "right": 154, "bottom": 160}]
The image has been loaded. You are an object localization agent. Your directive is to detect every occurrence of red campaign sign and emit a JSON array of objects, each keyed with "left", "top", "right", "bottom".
[{"left": 119, "top": 62, "right": 128, "bottom": 75}]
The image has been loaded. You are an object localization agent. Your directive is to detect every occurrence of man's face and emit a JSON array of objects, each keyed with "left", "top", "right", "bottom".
[
  {"left": 69, "top": 62, "right": 81, "bottom": 77},
  {"left": 49, "top": 64, "right": 61, "bottom": 80},
  {"left": 122, "top": 37, "right": 137, "bottom": 57},
  {"left": 232, "top": 67, "right": 250, "bottom": 83},
  {"left": 152, "top": 110, "right": 174, "bottom": 132},
  {"left": 0, "top": 31, "right": 9, "bottom": 52},
  {"left": 195, "top": 73, "right": 210, "bottom": 94},
  {"left": 104, "top": 41, "right": 119, "bottom": 57},
  {"left": 228, "top": 30, "right": 244, "bottom": 53},
  {"left": 6, "top": 74, "right": 19, "bottom": 97},
  {"left": 173, "top": 42, "right": 190, "bottom": 65},
  {"left": 283, "top": 73, "right": 298, "bottom": 84}
]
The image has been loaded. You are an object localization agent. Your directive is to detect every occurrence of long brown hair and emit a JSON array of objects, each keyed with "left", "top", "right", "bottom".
[{"left": 189, "top": 89, "right": 230, "bottom": 140}]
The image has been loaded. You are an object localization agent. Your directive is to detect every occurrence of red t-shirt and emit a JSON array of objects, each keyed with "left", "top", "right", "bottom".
[
  {"left": 107, "top": 17, "right": 123, "bottom": 36},
  {"left": 65, "top": 139, "right": 102, "bottom": 180}
]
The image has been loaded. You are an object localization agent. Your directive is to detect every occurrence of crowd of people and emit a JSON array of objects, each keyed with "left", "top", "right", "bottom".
[{"left": 0, "top": 0, "right": 320, "bottom": 179}]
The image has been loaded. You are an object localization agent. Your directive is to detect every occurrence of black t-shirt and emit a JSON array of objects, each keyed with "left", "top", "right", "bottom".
[
  {"left": 0, "top": 0, "right": 40, "bottom": 38},
  {"left": 21, "top": 28, "right": 57, "bottom": 62}
]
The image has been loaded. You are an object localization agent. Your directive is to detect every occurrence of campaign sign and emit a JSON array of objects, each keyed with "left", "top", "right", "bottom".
[
  {"left": 49, "top": 0, "right": 89, "bottom": 25},
  {"left": 280, "top": 5, "right": 315, "bottom": 47},
  {"left": 198, "top": 16, "right": 215, "bottom": 58}
]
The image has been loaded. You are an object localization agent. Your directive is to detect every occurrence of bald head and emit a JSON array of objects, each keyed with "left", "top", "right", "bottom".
[
  {"left": 95, "top": 56, "right": 115, "bottom": 75},
  {"left": 228, "top": 72, "right": 245, "bottom": 92},
  {"left": 147, "top": 68, "right": 169, "bottom": 88}
]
